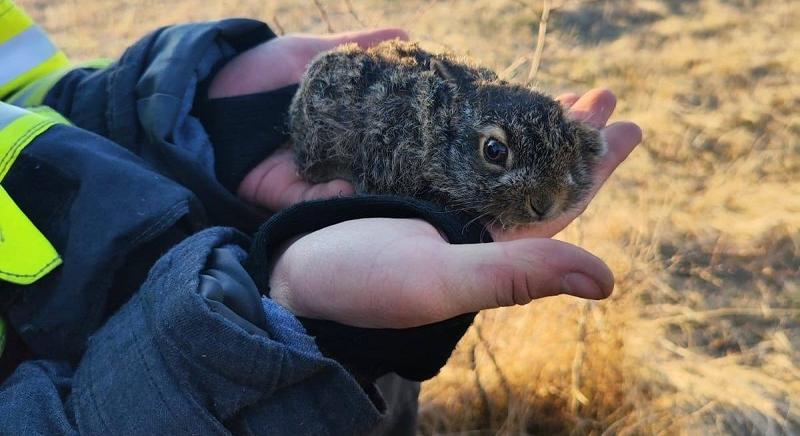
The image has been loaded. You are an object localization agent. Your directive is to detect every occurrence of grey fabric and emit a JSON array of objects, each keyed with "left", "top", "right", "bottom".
[{"left": 373, "top": 375, "right": 421, "bottom": 436}]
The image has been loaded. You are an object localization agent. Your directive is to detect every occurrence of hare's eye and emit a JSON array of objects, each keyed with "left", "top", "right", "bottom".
[{"left": 483, "top": 138, "right": 508, "bottom": 166}]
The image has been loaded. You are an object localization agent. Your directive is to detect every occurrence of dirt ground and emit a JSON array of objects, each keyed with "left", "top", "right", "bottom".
[{"left": 19, "top": 0, "right": 800, "bottom": 434}]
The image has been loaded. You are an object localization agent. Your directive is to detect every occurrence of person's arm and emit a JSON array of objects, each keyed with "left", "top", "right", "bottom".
[
  {"left": 0, "top": 105, "right": 420, "bottom": 434},
  {"left": 1, "top": 14, "right": 311, "bottom": 231},
  {"left": 0, "top": 228, "right": 387, "bottom": 435}
]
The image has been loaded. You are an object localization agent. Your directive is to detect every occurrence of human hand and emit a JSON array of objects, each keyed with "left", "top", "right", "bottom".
[
  {"left": 268, "top": 217, "right": 614, "bottom": 329},
  {"left": 207, "top": 29, "right": 409, "bottom": 210},
  {"left": 265, "top": 90, "right": 639, "bottom": 328},
  {"left": 491, "top": 89, "right": 642, "bottom": 241}
]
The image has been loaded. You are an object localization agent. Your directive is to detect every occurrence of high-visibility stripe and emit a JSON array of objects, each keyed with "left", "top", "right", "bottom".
[
  {"left": 0, "top": 101, "right": 26, "bottom": 127},
  {"left": 0, "top": 1, "right": 70, "bottom": 99},
  {"left": 0, "top": 99, "right": 28, "bottom": 125},
  {"left": 26, "top": 106, "right": 71, "bottom": 125},
  {"left": 0, "top": 103, "right": 61, "bottom": 285},
  {"left": 0, "top": 25, "right": 64, "bottom": 91},
  {"left": 0, "top": 187, "right": 61, "bottom": 285},
  {"left": 0, "top": 51, "right": 68, "bottom": 99},
  {"left": 0, "top": 0, "right": 34, "bottom": 45},
  {"left": 0, "top": 104, "right": 57, "bottom": 184},
  {"left": 8, "top": 58, "right": 114, "bottom": 107}
]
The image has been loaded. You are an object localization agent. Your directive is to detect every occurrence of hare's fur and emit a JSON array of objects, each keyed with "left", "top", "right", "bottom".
[{"left": 290, "top": 40, "right": 604, "bottom": 227}]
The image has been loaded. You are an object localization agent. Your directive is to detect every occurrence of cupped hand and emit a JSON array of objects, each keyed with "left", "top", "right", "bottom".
[
  {"left": 269, "top": 217, "right": 614, "bottom": 329},
  {"left": 266, "top": 89, "right": 641, "bottom": 328},
  {"left": 207, "top": 28, "right": 409, "bottom": 211},
  {"left": 208, "top": 28, "right": 409, "bottom": 98}
]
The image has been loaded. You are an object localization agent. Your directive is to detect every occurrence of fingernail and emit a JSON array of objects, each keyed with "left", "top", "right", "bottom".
[{"left": 562, "top": 273, "right": 605, "bottom": 299}]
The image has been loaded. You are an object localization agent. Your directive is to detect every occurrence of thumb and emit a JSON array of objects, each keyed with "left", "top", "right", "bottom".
[
  {"left": 441, "top": 238, "right": 614, "bottom": 313},
  {"left": 316, "top": 27, "right": 409, "bottom": 51}
]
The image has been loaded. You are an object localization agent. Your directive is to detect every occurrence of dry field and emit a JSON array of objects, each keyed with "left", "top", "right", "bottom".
[{"left": 19, "top": 0, "right": 800, "bottom": 434}]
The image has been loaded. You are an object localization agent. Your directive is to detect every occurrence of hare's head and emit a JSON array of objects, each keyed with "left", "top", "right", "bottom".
[{"left": 430, "top": 61, "right": 605, "bottom": 227}]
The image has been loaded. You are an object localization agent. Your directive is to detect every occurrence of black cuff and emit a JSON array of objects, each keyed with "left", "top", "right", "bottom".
[
  {"left": 195, "top": 85, "right": 299, "bottom": 193},
  {"left": 245, "top": 195, "right": 491, "bottom": 382},
  {"left": 298, "top": 313, "right": 476, "bottom": 382}
]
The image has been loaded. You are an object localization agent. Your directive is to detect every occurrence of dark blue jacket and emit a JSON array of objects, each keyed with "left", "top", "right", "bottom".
[{"left": 0, "top": 19, "right": 482, "bottom": 435}]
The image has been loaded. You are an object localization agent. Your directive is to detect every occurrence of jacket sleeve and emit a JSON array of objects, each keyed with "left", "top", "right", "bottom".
[
  {"left": 0, "top": 106, "right": 382, "bottom": 434},
  {"left": 0, "top": 228, "right": 385, "bottom": 436},
  {"left": 40, "top": 19, "right": 282, "bottom": 231}
]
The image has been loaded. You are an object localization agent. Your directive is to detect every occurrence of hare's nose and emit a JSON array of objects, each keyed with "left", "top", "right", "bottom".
[{"left": 528, "top": 194, "right": 554, "bottom": 217}]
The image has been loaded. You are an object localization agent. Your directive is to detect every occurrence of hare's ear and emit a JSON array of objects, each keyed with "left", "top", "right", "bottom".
[
  {"left": 431, "top": 58, "right": 474, "bottom": 88},
  {"left": 571, "top": 120, "right": 607, "bottom": 158}
]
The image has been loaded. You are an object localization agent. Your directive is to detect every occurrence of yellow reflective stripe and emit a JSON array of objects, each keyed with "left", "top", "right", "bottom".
[
  {"left": 8, "top": 58, "right": 113, "bottom": 107},
  {"left": 0, "top": 110, "right": 55, "bottom": 179},
  {"left": 0, "top": 0, "right": 34, "bottom": 45},
  {"left": 26, "top": 106, "right": 71, "bottom": 125},
  {"left": 0, "top": 108, "right": 61, "bottom": 285},
  {"left": 0, "top": 187, "right": 61, "bottom": 284}
]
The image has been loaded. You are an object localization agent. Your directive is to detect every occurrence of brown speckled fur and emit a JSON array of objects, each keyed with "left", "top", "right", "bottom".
[{"left": 289, "top": 40, "right": 605, "bottom": 227}]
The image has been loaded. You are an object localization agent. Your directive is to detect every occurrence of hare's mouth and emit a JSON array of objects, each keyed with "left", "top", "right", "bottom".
[
  {"left": 477, "top": 189, "right": 569, "bottom": 228},
  {"left": 483, "top": 209, "right": 547, "bottom": 229},
  {"left": 523, "top": 189, "right": 568, "bottom": 221}
]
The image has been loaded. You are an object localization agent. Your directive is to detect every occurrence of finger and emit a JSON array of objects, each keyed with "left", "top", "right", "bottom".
[
  {"left": 441, "top": 238, "right": 614, "bottom": 314},
  {"left": 278, "top": 178, "right": 322, "bottom": 208},
  {"left": 594, "top": 121, "right": 643, "bottom": 184},
  {"left": 318, "top": 27, "right": 409, "bottom": 51},
  {"left": 488, "top": 121, "right": 642, "bottom": 242},
  {"left": 239, "top": 150, "right": 311, "bottom": 210},
  {"left": 300, "top": 179, "right": 356, "bottom": 202},
  {"left": 237, "top": 151, "right": 293, "bottom": 206},
  {"left": 555, "top": 92, "right": 580, "bottom": 108},
  {"left": 568, "top": 88, "right": 617, "bottom": 129}
]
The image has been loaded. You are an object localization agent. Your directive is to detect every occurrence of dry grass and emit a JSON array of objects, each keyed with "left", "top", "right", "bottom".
[{"left": 18, "top": 0, "right": 800, "bottom": 434}]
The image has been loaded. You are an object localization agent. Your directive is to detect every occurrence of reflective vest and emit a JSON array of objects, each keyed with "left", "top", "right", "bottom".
[
  {"left": 0, "top": 0, "right": 68, "bottom": 285},
  {"left": 0, "top": 0, "right": 72, "bottom": 353}
]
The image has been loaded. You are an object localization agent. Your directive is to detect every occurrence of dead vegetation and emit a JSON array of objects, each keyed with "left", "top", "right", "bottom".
[{"left": 19, "top": 0, "right": 800, "bottom": 433}]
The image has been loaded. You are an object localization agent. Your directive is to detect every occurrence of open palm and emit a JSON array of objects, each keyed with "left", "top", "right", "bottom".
[{"left": 268, "top": 217, "right": 614, "bottom": 329}]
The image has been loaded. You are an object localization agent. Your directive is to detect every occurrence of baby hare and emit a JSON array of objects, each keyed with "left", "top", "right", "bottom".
[{"left": 290, "top": 40, "right": 605, "bottom": 227}]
